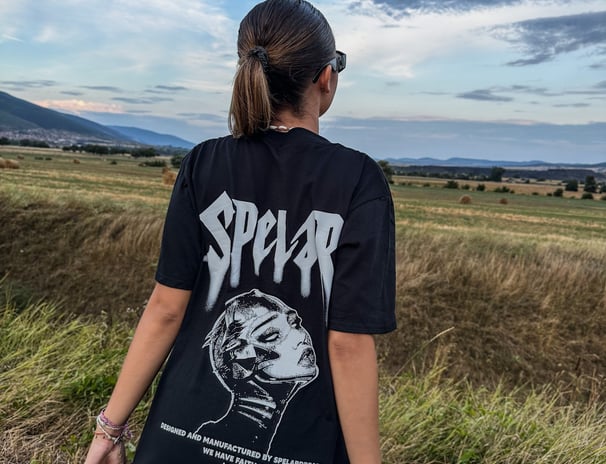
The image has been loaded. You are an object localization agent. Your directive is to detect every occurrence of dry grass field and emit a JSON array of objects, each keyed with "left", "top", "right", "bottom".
[
  {"left": 2, "top": 147, "right": 606, "bottom": 463},
  {"left": 0, "top": 146, "right": 173, "bottom": 209}
]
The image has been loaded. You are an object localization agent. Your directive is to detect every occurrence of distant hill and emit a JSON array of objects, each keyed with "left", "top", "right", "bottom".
[
  {"left": 0, "top": 91, "right": 192, "bottom": 148},
  {"left": 0, "top": 91, "right": 126, "bottom": 141},
  {"left": 108, "top": 125, "right": 194, "bottom": 149},
  {"left": 385, "top": 156, "right": 604, "bottom": 169}
]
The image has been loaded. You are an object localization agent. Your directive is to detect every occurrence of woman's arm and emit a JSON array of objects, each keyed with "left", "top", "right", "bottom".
[
  {"left": 84, "top": 282, "right": 191, "bottom": 464},
  {"left": 328, "top": 330, "right": 381, "bottom": 464}
]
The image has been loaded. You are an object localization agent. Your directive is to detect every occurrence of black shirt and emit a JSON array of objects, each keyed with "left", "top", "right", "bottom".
[{"left": 134, "top": 128, "right": 396, "bottom": 464}]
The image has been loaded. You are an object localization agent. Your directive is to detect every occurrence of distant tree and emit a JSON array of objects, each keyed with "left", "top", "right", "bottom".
[
  {"left": 138, "top": 159, "right": 167, "bottom": 167},
  {"left": 564, "top": 179, "right": 578, "bottom": 192},
  {"left": 20, "top": 139, "right": 49, "bottom": 148},
  {"left": 0, "top": 136, "right": 10, "bottom": 145},
  {"left": 553, "top": 188, "right": 564, "bottom": 197},
  {"left": 131, "top": 147, "right": 158, "bottom": 158},
  {"left": 581, "top": 192, "right": 594, "bottom": 200},
  {"left": 377, "top": 160, "right": 394, "bottom": 184},
  {"left": 82, "top": 144, "right": 109, "bottom": 155},
  {"left": 444, "top": 180, "right": 459, "bottom": 189},
  {"left": 476, "top": 183, "right": 486, "bottom": 192},
  {"left": 489, "top": 166, "right": 506, "bottom": 182},
  {"left": 171, "top": 154, "right": 184, "bottom": 168},
  {"left": 584, "top": 175, "right": 597, "bottom": 193}
]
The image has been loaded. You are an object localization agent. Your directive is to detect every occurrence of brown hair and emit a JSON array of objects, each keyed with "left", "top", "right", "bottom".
[{"left": 229, "top": 0, "right": 336, "bottom": 138}]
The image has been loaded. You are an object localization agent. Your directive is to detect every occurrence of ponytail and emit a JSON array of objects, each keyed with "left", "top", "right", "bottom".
[{"left": 229, "top": 47, "right": 272, "bottom": 138}]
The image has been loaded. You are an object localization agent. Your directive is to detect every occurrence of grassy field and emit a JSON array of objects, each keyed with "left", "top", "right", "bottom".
[
  {"left": 0, "top": 146, "right": 173, "bottom": 210},
  {"left": 2, "top": 147, "right": 606, "bottom": 463}
]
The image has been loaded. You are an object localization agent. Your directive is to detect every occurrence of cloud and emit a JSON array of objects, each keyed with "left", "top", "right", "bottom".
[
  {"left": 112, "top": 97, "right": 173, "bottom": 104},
  {"left": 1, "top": 80, "right": 57, "bottom": 89},
  {"left": 145, "top": 85, "right": 189, "bottom": 94},
  {"left": 176, "top": 112, "right": 226, "bottom": 122},
  {"left": 1, "top": 33, "right": 22, "bottom": 42},
  {"left": 364, "top": 0, "right": 523, "bottom": 15},
  {"left": 553, "top": 103, "right": 591, "bottom": 108},
  {"left": 34, "top": 25, "right": 59, "bottom": 43},
  {"left": 81, "top": 85, "right": 123, "bottom": 92},
  {"left": 456, "top": 82, "right": 605, "bottom": 103},
  {"left": 60, "top": 90, "right": 84, "bottom": 96},
  {"left": 491, "top": 11, "right": 606, "bottom": 66},
  {"left": 154, "top": 85, "right": 188, "bottom": 91},
  {"left": 563, "top": 80, "right": 606, "bottom": 96},
  {"left": 457, "top": 89, "right": 514, "bottom": 102},
  {"left": 35, "top": 99, "right": 123, "bottom": 114},
  {"left": 590, "top": 60, "right": 606, "bottom": 69},
  {"left": 323, "top": 1, "right": 602, "bottom": 83},
  {"left": 0, "top": 0, "right": 235, "bottom": 86},
  {"left": 323, "top": 1, "right": 512, "bottom": 80}
]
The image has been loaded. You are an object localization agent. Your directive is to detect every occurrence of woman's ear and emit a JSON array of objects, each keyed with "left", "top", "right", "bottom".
[{"left": 317, "top": 65, "right": 333, "bottom": 94}]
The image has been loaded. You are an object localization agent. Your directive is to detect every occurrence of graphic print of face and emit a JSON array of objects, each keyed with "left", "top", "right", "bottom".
[{"left": 206, "top": 290, "right": 318, "bottom": 387}]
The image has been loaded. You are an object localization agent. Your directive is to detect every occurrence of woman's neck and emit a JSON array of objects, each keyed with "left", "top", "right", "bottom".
[{"left": 271, "top": 107, "right": 319, "bottom": 134}]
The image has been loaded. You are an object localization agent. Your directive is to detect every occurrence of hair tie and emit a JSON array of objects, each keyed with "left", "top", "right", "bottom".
[{"left": 248, "top": 46, "right": 270, "bottom": 73}]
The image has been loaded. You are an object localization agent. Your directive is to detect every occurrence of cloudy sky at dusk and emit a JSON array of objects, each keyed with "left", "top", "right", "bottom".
[{"left": 1, "top": 0, "right": 605, "bottom": 162}]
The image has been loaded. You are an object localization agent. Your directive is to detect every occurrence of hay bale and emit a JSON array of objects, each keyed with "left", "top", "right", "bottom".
[
  {"left": 162, "top": 170, "right": 177, "bottom": 186},
  {"left": 0, "top": 158, "right": 6, "bottom": 169},
  {"left": 161, "top": 166, "right": 170, "bottom": 174},
  {"left": 17, "top": 155, "right": 24, "bottom": 160},
  {"left": 499, "top": 198, "right": 508, "bottom": 205},
  {"left": 5, "top": 159, "right": 20, "bottom": 169},
  {"left": 73, "top": 159, "right": 81, "bottom": 164},
  {"left": 459, "top": 195, "right": 472, "bottom": 205}
]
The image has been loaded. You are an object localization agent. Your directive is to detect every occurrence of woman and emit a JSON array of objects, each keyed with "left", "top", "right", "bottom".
[{"left": 84, "top": 1, "right": 395, "bottom": 463}]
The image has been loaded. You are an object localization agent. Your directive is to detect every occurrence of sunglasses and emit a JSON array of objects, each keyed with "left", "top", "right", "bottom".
[{"left": 312, "top": 50, "right": 347, "bottom": 83}]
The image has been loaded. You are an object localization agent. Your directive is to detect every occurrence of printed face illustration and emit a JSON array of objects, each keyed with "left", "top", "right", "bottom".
[{"left": 207, "top": 290, "right": 318, "bottom": 387}]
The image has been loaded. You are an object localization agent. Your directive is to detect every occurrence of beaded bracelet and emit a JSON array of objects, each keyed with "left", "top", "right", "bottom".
[{"left": 95, "top": 408, "right": 132, "bottom": 444}]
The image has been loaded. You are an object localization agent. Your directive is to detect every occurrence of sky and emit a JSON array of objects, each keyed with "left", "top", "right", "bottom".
[{"left": 1, "top": 0, "right": 605, "bottom": 163}]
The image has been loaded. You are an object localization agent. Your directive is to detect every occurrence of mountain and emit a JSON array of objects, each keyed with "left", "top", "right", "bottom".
[
  {"left": 385, "top": 156, "right": 605, "bottom": 169},
  {"left": 385, "top": 156, "right": 549, "bottom": 167},
  {"left": 0, "top": 91, "right": 192, "bottom": 148},
  {"left": 108, "top": 125, "right": 194, "bottom": 149},
  {"left": 0, "top": 91, "right": 126, "bottom": 141}
]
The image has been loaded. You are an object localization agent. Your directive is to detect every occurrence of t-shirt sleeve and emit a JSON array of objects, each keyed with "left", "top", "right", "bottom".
[
  {"left": 155, "top": 153, "right": 203, "bottom": 290},
  {"left": 328, "top": 157, "right": 396, "bottom": 334}
]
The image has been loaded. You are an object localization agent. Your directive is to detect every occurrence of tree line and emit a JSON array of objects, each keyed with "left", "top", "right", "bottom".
[{"left": 61, "top": 144, "right": 186, "bottom": 158}]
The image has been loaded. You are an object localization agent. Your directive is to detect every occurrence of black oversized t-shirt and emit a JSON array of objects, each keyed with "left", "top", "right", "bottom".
[{"left": 134, "top": 128, "right": 396, "bottom": 464}]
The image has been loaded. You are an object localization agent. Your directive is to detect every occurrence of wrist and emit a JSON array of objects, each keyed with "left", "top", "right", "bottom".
[{"left": 95, "top": 408, "right": 133, "bottom": 444}]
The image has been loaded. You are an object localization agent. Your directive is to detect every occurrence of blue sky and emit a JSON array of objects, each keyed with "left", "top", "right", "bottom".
[{"left": 1, "top": 0, "right": 605, "bottom": 163}]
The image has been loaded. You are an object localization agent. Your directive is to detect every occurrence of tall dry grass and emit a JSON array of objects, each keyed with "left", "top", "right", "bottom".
[
  {"left": 378, "top": 227, "right": 606, "bottom": 402},
  {"left": 0, "top": 297, "right": 147, "bottom": 463},
  {"left": 0, "top": 191, "right": 164, "bottom": 316},
  {"left": 380, "top": 363, "right": 606, "bottom": 463}
]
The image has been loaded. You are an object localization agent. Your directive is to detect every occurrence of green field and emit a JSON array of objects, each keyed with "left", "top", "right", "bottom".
[{"left": 2, "top": 147, "right": 606, "bottom": 463}]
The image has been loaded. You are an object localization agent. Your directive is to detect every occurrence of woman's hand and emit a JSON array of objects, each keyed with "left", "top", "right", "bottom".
[{"left": 83, "top": 431, "right": 126, "bottom": 464}]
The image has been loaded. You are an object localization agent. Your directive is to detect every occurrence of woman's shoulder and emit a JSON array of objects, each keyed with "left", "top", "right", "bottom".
[
  {"left": 326, "top": 142, "right": 390, "bottom": 195},
  {"left": 189, "top": 134, "right": 235, "bottom": 155}
]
